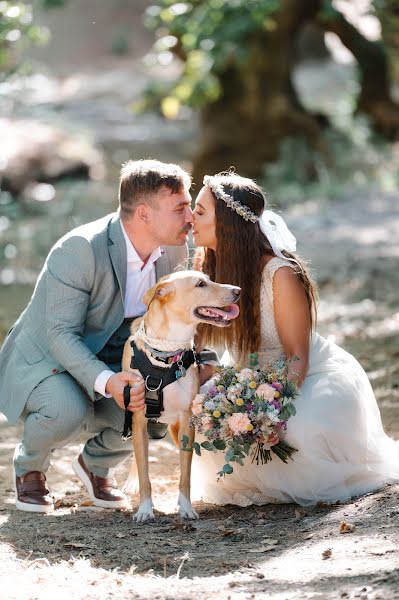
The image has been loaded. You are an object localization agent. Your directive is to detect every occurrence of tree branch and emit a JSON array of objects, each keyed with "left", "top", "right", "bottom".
[{"left": 316, "top": 6, "right": 399, "bottom": 138}]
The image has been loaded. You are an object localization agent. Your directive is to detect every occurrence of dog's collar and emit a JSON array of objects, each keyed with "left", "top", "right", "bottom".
[
  {"left": 143, "top": 342, "right": 185, "bottom": 365},
  {"left": 135, "top": 320, "right": 193, "bottom": 353}
]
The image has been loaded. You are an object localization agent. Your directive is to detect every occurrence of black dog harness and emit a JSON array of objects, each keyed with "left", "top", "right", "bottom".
[{"left": 122, "top": 340, "right": 199, "bottom": 439}]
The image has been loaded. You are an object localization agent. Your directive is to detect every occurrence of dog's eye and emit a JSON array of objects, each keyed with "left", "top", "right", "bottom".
[{"left": 196, "top": 280, "right": 207, "bottom": 288}]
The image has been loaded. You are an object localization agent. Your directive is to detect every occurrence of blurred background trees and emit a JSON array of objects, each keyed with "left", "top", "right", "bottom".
[
  {"left": 144, "top": 0, "right": 399, "bottom": 182},
  {"left": 0, "top": 0, "right": 63, "bottom": 77},
  {"left": 1, "top": 0, "right": 398, "bottom": 188}
]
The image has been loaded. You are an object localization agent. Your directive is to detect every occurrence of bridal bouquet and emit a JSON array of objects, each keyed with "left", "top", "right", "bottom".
[{"left": 182, "top": 354, "right": 298, "bottom": 479}]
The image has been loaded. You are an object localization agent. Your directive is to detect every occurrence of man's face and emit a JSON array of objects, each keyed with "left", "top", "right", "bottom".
[{"left": 147, "top": 185, "right": 193, "bottom": 246}]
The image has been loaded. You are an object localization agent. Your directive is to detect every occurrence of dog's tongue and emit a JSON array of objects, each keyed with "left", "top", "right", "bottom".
[{"left": 212, "top": 304, "right": 240, "bottom": 320}]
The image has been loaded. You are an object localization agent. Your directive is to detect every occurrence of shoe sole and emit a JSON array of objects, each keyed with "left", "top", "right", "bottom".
[
  {"left": 72, "top": 458, "right": 128, "bottom": 509},
  {"left": 13, "top": 464, "right": 54, "bottom": 514}
]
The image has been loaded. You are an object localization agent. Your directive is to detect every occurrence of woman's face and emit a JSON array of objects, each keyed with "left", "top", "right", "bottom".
[{"left": 193, "top": 186, "right": 217, "bottom": 250}]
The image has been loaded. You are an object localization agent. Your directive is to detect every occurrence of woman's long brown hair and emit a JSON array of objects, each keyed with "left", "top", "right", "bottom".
[{"left": 195, "top": 173, "right": 318, "bottom": 357}]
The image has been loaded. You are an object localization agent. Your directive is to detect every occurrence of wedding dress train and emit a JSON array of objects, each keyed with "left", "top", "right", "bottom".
[{"left": 191, "top": 258, "right": 399, "bottom": 506}]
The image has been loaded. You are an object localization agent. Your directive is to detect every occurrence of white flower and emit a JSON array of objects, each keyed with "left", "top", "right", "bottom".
[
  {"left": 204, "top": 400, "right": 216, "bottom": 411},
  {"left": 266, "top": 409, "right": 280, "bottom": 423},
  {"left": 226, "top": 383, "right": 243, "bottom": 401},
  {"left": 236, "top": 368, "right": 254, "bottom": 383}
]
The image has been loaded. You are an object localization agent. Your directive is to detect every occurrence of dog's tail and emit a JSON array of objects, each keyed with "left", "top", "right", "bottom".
[{"left": 168, "top": 423, "right": 179, "bottom": 447}]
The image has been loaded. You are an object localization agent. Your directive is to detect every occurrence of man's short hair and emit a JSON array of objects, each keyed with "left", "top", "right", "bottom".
[{"left": 118, "top": 159, "right": 191, "bottom": 217}]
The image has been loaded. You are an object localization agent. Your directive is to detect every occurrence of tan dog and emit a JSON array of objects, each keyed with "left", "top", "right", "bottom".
[{"left": 122, "top": 270, "right": 240, "bottom": 522}]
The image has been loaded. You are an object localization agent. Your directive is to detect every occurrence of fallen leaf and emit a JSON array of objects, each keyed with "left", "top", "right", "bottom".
[
  {"left": 115, "top": 532, "right": 127, "bottom": 539},
  {"left": 322, "top": 548, "right": 332, "bottom": 560},
  {"left": 171, "top": 522, "right": 196, "bottom": 532},
  {"left": 54, "top": 498, "right": 77, "bottom": 509},
  {"left": 340, "top": 521, "right": 356, "bottom": 533},
  {"left": 295, "top": 508, "right": 306, "bottom": 519},
  {"left": 80, "top": 500, "right": 94, "bottom": 507}
]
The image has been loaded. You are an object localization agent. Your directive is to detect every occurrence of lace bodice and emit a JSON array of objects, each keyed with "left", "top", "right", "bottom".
[{"left": 233, "top": 257, "right": 297, "bottom": 367}]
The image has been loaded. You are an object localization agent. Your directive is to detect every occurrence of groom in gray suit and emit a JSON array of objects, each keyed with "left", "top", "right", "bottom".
[{"left": 0, "top": 159, "right": 193, "bottom": 513}]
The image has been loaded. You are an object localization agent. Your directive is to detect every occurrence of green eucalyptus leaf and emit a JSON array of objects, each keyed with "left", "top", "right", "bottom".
[{"left": 213, "top": 438, "right": 226, "bottom": 450}]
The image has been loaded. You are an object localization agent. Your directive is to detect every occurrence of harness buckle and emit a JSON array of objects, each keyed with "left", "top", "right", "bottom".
[{"left": 145, "top": 375, "right": 163, "bottom": 392}]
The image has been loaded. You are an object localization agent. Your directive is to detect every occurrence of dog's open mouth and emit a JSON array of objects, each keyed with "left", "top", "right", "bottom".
[{"left": 194, "top": 304, "right": 240, "bottom": 326}]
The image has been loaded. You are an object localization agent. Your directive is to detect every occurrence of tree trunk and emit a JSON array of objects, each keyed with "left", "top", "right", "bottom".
[
  {"left": 192, "top": 0, "right": 323, "bottom": 184},
  {"left": 191, "top": 0, "right": 399, "bottom": 184},
  {"left": 316, "top": 8, "right": 399, "bottom": 140}
]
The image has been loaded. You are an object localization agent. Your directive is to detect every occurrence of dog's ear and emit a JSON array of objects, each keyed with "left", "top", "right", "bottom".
[{"left": 143, "top": 279, "right": 175, "bottom": 307}]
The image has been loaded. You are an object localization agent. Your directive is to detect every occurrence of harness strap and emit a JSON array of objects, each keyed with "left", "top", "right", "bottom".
[{"left": 122, "top": 341, "right": 199, "bottom": 439}]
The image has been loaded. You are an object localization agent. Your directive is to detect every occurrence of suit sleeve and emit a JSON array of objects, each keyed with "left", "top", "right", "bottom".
[{"left": 45, "top": 235, "right": 111, "bottom": 399}]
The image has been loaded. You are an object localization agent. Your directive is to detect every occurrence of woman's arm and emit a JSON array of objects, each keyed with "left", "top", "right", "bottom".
[{"left": 272, "top": 266, "right": 311, "bottom": 387}]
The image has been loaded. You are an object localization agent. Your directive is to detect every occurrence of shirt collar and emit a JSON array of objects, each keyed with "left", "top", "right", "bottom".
[{"left": 120, "top": 221, "right": 162, "bottom": 270}]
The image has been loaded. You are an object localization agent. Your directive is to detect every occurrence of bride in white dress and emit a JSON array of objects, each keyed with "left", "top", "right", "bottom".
[{"left": 190, "top": 172, "right": 399, "bottom": 507}]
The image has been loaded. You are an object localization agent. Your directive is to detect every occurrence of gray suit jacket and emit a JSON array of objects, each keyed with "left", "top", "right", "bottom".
[{"left": 0, "top": 212, "right": 188, "bottom": 423}]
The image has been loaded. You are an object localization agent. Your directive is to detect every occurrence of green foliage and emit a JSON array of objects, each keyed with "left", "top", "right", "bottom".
[
  {"left": 0, "top": 0, "right": 65, "bottom": 78},
  {"left": 144, "top": 0, "right": 280, "bottom": 115},
  {"left": 262, "top": 114, "right": 399, "bottom": 207},
  {"left": 373, "top": 0, "right": 399, "bottom": 80}
]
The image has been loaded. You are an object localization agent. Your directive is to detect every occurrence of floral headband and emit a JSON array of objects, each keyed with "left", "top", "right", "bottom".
[
  {"left": 203, "top": 175, "right": 259, "bottom": 223},
  {"left": 203, "top": 175, "right": 298, "bottom": 265}
]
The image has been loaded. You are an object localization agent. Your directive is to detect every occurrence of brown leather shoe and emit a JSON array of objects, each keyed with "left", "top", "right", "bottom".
[
  {"left": 14, "top": 471, "right": 54, "bottom": 513},
  {"left": 72, "top": 454, "right": 128, "bottom": 509}
]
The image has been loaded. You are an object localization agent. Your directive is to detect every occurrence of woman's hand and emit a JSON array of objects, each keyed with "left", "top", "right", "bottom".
[{"left": 199, "top": 364, "right": 216, "bottom": 386}]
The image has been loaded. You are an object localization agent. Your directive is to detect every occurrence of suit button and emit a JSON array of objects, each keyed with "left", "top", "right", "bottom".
[{"left": 51, "top": 368, "right": 59, "bottom": 374}]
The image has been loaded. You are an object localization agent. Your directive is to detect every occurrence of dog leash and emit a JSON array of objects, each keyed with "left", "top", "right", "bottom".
[{"left": 122, "top": 385, "right": 132, "bottom": 440}]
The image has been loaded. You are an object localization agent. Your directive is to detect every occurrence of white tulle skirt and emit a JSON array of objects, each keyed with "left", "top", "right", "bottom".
[{"left": 191, "top": 333, "right": 399, "bottom": 507}]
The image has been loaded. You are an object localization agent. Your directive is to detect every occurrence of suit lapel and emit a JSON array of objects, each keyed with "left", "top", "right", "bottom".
[{"left": 107, "top": 214, "right": 127, "bottom": 309}]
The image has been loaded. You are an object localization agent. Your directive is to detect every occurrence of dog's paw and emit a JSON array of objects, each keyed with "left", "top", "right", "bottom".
[
  {"left": 178, "top": 506, "right": 199, "bottom": 520},
  {"left": 177, "top": 493, "right": 199, "bottom": 520},
  {"left": 133, "top": 500, "right": 155, "bottom": 523}
]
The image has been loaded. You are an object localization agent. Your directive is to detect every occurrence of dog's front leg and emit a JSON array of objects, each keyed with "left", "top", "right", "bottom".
[
  {"left": 132, "top": 411, "right": 154, "bottom": 522},
  {"left": 177, "top": 412, "right": 199, "bottom": 520}
]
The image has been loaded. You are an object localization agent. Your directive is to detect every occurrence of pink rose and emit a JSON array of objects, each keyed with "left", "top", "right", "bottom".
[
  {"left": 256, "top": 383, "right": 275, "bottom": 403},
  {"left": 227, "top": 413, "right": 251, "bottom": 435},
  {"left": 201, "top": 416, "right": 213, "bottom": 430},
  {"left": 192, "top": 394, "right": 205, "bottom": 416}
]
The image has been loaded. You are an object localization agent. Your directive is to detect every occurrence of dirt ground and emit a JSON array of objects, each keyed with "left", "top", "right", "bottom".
[
  {"left": 2, "top": 1, "right": 399, "bottom": 596},
  {"left": 1, "top": 189, "right": 399, "bottom": 600}
]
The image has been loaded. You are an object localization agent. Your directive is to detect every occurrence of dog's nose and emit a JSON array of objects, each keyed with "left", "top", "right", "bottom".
[{"left": 232, "top": 287, "right": 241, "bottom": 300}]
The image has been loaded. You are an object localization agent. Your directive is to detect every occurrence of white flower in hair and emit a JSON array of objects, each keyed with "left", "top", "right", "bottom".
[{"left": 204, "top": 175, "right": 259, "bottom": 223}]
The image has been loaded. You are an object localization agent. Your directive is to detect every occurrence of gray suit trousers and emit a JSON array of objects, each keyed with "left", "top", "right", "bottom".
[{"left": 15, "top": 372, "right": 132, "bottom": 478}]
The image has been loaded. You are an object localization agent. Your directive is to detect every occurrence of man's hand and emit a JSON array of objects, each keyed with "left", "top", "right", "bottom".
[
  {"left": 105, "top": 371, "right": 145, "bottom": 412},
  {"left": 199, "top": 364, "right": 216, "bottom": 386}
]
